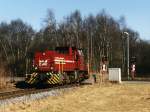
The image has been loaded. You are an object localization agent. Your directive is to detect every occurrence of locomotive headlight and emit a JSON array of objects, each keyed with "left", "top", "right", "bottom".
[
  {"left": 50, "top": 67, "right": 54, "bottom": 70},
  {"left": 35, "top": 66, "right": 38, "bottom": 70}
]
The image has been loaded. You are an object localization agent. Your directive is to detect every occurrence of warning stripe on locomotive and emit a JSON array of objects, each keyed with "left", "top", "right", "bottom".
[
  {"left": 47, "top": 73, "right": 61, "bottom": 84},
  {"left": 54, "top": 57, "right": 75, "bottom": 64},
  {"left": 27, "top": 73, "right": 38, "bottom": 84}
]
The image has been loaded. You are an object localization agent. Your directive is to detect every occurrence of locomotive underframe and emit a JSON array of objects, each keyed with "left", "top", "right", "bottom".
[{"left": 25, "top": 70, "right": 88, "bottom": 85}]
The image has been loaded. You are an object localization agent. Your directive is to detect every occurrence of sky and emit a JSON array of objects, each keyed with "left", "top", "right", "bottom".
[{"left": 0, "top": 0, "right": 150, "bottom": 40}]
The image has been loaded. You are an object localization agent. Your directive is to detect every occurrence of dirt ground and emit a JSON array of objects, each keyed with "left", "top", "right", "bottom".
[{"left": 1, "top": 82, "right": 150, "bottom": 112}]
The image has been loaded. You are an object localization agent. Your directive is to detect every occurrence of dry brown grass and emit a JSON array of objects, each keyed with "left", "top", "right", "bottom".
[
  {"left": 1, "top": 83, "right": 150, "bottom": 112},
  {"left": 0, "top": 65, "right": 14, "bottom": 90}
]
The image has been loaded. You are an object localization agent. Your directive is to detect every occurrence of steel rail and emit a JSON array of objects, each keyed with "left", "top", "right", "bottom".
[{"left": 0, "top": 83, "right": 83, "bottom": 100}]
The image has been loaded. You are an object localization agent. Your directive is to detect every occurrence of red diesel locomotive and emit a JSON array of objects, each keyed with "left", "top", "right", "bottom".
[{"left": 25, "top": 47, "right": 89, "bottom": 85}]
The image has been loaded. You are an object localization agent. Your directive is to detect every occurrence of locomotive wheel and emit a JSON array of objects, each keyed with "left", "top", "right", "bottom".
[
  {"left": 74, "top": 70, "right": 80, "bottom": 83},
  {"left": 63, "top": 72, "right": 70, "bottom": 84}
]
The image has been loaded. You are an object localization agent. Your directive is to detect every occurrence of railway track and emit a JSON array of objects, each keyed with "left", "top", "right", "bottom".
[
  {"left": 0, "top": 83, "right": 83, "bottom": 101},
  {"left": 0, "top": 89, "right": 35, "bottom": 100}
]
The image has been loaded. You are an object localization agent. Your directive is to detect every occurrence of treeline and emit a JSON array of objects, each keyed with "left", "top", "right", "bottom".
[{"left": 0, "top": 9, "right": 150, "bottom": 76}]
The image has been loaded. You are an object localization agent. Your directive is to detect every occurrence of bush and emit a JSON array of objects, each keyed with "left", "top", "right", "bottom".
[{"left": 0, "top": 65, "right": 10, "bottom": 88}]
